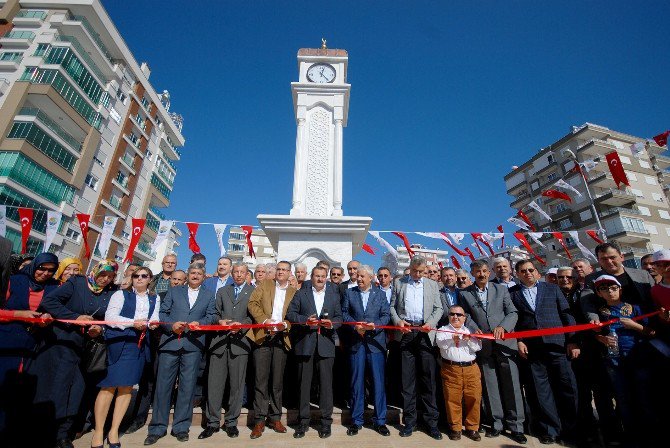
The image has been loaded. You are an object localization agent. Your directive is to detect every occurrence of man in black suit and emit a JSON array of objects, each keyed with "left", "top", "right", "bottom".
[
  {"left": 509, "top": 260, "right": 579, "bottom": 445},
  {"left": 286, "top": 266, "right": 342, "bottom": 439},
  {"left": 338, "top": 260, "right": 360, "bottom": 298}
]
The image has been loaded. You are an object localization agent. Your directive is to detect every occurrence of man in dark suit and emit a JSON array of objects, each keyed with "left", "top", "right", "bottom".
[
  {"left": 390, "top": 256, "right": 443, "bottom": 440},
  {"left": 341, "top": 264, "right": 390, "bottom": 436},
  {"left": 458, "top": 260, "right": 526, "bottom": 443},
  {"left": 438, "top": 267, "right": 459, "bottom": 327},
  {"left": 202, "top": 256, "right": 235, "bottom": 295},
  {"left": 509, "top": 260, "right": 579, "bottom": 445},
  {"left": 286, "top": 266, "right": 342, "bottom": 439},
  {"left": 145, "top": 263, "right": 217, "bottom": 445},
  {"left": 338, "top": 260, "right": 360, "bottom": 299},
  {"left": 199, "top": 263, "right": 254, "bottom": 439}
]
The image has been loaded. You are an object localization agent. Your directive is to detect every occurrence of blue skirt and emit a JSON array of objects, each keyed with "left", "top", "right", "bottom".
[{"left": 98, "top": 344, "right": 146, "bottom": 388}]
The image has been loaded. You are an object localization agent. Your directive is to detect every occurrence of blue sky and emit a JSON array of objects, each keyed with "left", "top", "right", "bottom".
[{"left": 103, "top": 0, "right": 669, "bottom": 269}]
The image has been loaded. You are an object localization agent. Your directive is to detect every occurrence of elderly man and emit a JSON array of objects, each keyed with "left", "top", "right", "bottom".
[
  {"left": 641, "top": 253, "right": 662, "bottom": 284},
  {"left": 510, "top": 260, "right": 579, "bottom": 445},
  {"left": 544, "top": 267, "right": 558, "bottom": 284},
  {"left": 294, "top": 263, "right": 308, "bottom": 289},
  {"left": 426, "top": 265, "right": 440, "bottom": 282},
  {"left": 377, "top": 267, "right": 393, "bottom": 303},
  {"left": 145, "top": 263, "right": 217, "bottom": 445},
  {"left": 203, "top": 257, "right": 234, "bottom": 295},
  {"left": 341, "top": 265, "right": 390, "bottom": 436},
  {"left": 455, "top": 269, "right": 473, "bottom": 289},
  {"left": 339, "top": 260, "right": 360, "bottom": 296},
  {"left": 391, "top": 256, "right": 443, "bottom": 440},
  {"left": 491, "top": 257, "right": 516, "bottom": 288},
  {"left": 330, "top": 266, "right": 344, "bottom": 284},
  {"left": 286, "top": 266, "right": 342, "bottom": 439},
  {"left": 200, "top": 263, "right": 255, "bottom": 439},
  {"left": 570, "top": 258, "right": 593, "bottom": 290},
  {"left": 247, "top": 261, "right": 296, "bottom": 439},
  {"left": 458, "top": 260, "right": 526, "bottom": 443},
  {"left": 149, "top": 254, "right": 177, "bottom": 295},
  {"left": 253, "top": 264, "right": 266, "bottom": 285}
]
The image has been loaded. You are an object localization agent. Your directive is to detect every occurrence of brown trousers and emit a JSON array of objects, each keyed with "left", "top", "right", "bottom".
[{"left": 440, "top": 361, "right": 482, "bottom": 431}]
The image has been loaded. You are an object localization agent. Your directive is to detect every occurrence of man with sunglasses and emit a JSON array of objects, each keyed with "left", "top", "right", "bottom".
[
  {"left": 510, "top": 260, "right": 579, "bottom": 445},
  {"left": 426, "top": 265, "right": 440, "bottom": 282},
  {"left": 329, "top": 266, "right": 344, "bottom": 285}
]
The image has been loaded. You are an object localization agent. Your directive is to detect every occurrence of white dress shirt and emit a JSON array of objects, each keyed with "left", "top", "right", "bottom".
[
  {"left": 405, "top": 277, "right": 424, "bottom": 322},
  {"left": 188, "top": 286, "right": 200, "bottom": 309},
  {"left": 380, "top": 286, "right": 392, "bottom": 303},
  {"left": 270, "top": 281, "right": 289, "bottom": 323},
  {"left": 435, "top": 324, "right": 482, "bottom": 362},
  {"left": 216, "top": 275, "right": 231, "bottom": 294},
  {"left": 312, "top": 287, "right": 325, "bottom": 316},
  {"left": 105, "top": 289, "right": 160, "bottom": 329}
]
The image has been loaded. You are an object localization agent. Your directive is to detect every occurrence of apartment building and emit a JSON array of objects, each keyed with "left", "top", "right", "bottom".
[
  {"left": 0, "top": 0, "right": 184, "bottom": 269},
  {"left": 504, "top": 123, "right": 670, "bottom": 268},
  {"left": 396, "top": 243, "right": 448, "bottom": 272},
  {"left": 227, "top": 227, "right": 276, "bottom": 270}
]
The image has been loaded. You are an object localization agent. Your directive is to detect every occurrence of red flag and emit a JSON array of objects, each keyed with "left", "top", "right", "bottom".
[
  {"left": 542, "top": 189, "right": 572, "bottom": 203},
  {"left": 551, "top": 231, "right": 572, "bottom": 260},
  {"left": 605, "top": 151, "right": 630, "bottom": 189},
  {"left": 472, "top": 233, "right": 495, "bottom": 256},
  {"left": 392, "top": 231, "right": 415, "bottom": 258},
  {"left": 241, "top": 225, "right": 255, "bottom": 258},
  {"left": 18, "top": 208, "right": 33, "bottom": 254},
  {"left": 186, "top": 222, "right": 201, "bottom": 254},
  {"left": 464, "top": 247, "right": 476, "bottom": 262},
  {"left": 362, "top": 243, "right": 376, "bottom": 255},
  {"left": 440, "top": 232, "right": 468, "bottom": 256},
  {"left": 653, "top": 130, "right": 669, "bottom": 147},
  {"left": 497, "top": 225, "right": 505, "bottom": 248},
  {"left": 438, "top": 261, "right": 443, "bottom": 269},
  {"left": 124, "top": 218, "right": 145, "bottom": 262},
  {"left": 517, "top": 209, "right": 536, "bottom": 231},
  {"left": 450, "top": 256, "right": 461, "bottom": 269},
  {"left": 513, "top": 232, "right": 546, "bottom": 265},
  {"left": 586, "top": 229, "right": 604, "bottom": 244},
  {"left": 75, "top": 213, "right": 91, "bottom": 259}
]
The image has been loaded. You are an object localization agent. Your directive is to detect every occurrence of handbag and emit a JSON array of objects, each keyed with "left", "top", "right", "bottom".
[{"left": 82, "top": 337, "right": 107, "bottom": 373}]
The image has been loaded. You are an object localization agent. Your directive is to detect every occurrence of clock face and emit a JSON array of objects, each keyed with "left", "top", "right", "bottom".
[{"left": 306, "top": 63, "right": 336, "bottom": 83}]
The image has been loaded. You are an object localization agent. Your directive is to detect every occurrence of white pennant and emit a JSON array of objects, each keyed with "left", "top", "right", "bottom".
[
  {"left": 554, "top": 178, "right": 582, "bottom": 197},
  {"left": 581, "top": 158, "right": 598, "bottom": 172},
  {"left": 97, "top": 216, "right": 117, "bottom": 257},
  {"left": 44, "top": 211, "right": 62, "bottom": 252},
  {"left": 630, "top": 141, "right": 645, "bottom": 159},
  {"left": 490, "top": 232, "right": 505, "bottom": 240},
  {"left": 416, "top": 232, "right": 443, "bottom": 239},
  {"left": 568, "top": 231, "right": 597, "bottom": 262},
  {"left": 528, "top": 200, "right": 552, "bottom": 222},
  {"left": 0, "top": 205, "right": 7, "bottom": 238},
  {"left": 213, "top": 224, "right": 227, "bottom": 256},
  {"left": 507, "top": 217, "right": 530, "bottom": 230},
  {"left": 369, "top": 231, "right": 398, "bottom": 259},
  {"left": 527, "top": 232, "right": 546, "bottom": 247},
  {"left": 151, "top": 220, "right": 173, "bottom": 252},
  {"left": 448, "top": 233, "right": 465, "bottom": 244}
]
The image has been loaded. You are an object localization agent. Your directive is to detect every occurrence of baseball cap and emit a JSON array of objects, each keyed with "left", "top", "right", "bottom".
[{"left": 594, "top": 274, "right": 621, "bottom": 287}]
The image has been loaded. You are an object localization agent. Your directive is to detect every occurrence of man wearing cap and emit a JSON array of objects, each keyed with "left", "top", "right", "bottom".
[{"left": 544, "top": 267, "right": 558, "bottom": 284}]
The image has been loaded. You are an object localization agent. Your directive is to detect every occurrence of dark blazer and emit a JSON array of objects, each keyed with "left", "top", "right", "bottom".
[
  {"left": 580, "top": 267, "right": 655, "bottom": 321},
  {"left": 209, "top": 283, "right": 254, "bottom": 356},
  {"left": 300, "top": 279, "right": 339, "bottom": 294},
  {"left": 438, "top": 286, "right": 459, "bottom": 326},
  {"left": 509, "top": 282, "right": 576, "bottom": 348},
  {"left": 202, "top": 275, "right": 234, "bottom": 294},
  {"left": 390, "top": 276, "right": 443, "bottom": 344},
  {"left": 286, "top": 286, "right": 342, "bottom": 358},
  {"left": 338, "top": 280, "right": 357, "bottom": 299},
  {"left": 341, "top": 286, "right": 390, "bottom": 354},
  {"left": 158, "top": 284, "right": 217, "bottom": 352},
  {"left": 458, "top": 282, "right": 519, "bottom": 355}
]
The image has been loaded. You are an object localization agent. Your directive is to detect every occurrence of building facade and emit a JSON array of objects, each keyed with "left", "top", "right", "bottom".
[
  {"left": 227, "top": 227, "right": 276, "bottom": 270},
  {"left": 396, "top": 243, "right": 448, "bottom": 272},
  {"left": 504, "top": 122, "right": 670, "bottom": 268},
  {"left": 0, "top": 0, "right": 184, "bottom": 270}
]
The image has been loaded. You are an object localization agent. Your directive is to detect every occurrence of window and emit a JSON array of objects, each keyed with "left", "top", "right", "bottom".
[
  {"left": 626, "top": 171, "right": 637, "bottom": 181},
  {"left": 579, "top": 210, "right": 592, "bottom": 221},
  {"left": 555, "top": 203, "right": 568, "bottom": 213},
  {"left": 122, "top": 231, "right": 130, "bottom": 240},
  {"left": 619, "top": 155, "right": 632, "bottom": 165},
  {"left": 84, "top": 174, "right": 98, "bottom": 190},
  {"left": 229, "top": 243, "right": 245, "bottom": 252},
  {"left": 559, "top": 219, "right": 572, "bottom": 229},
  {"left": 547, "top": 172, "right": 558, "bottom": 181},
  {"left": 645, "top": 175, "right": 658, "bottom": 185},
  {"left": 0, "top": 52, "right": 23, "bottom": 61},
  {"left": 116, "top": 89, "right": 127, "bottom": 104},
  {"left": 547, "top": 154, "right": 554, "bottom": 163},
  {"left": 645, "top": 224, "right": 658, "bottom": 235},
  {"left": 659, "top": 210, "right": 670, "bottom": 220},
  {"left": 65, "top": 228, "right": 81, "bottom": 241},
  {"left": 631, "top": 188, "right": 644, "bottom": 198},
  {"left": 653, "top": 193, "right": 665, "bottom": 202},
  {"left": 531, "top": 181, "right": 539, "bottom": 191},
  {"left": 639, "top": 160, "right": 651, "bottom": 169},
  {"left": 638, "top": 206, "right": 651, "bottom": 216}
]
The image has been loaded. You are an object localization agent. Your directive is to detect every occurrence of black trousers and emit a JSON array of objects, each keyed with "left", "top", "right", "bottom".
[
  {"left": 400, "top": 332, "right": 439, "bottom": 429},
  {"left": 252, "top": 338, "right": 287, "bottom": 423},
  {"left": 296, "top": 355, "right": 334, "bottom": 428}
]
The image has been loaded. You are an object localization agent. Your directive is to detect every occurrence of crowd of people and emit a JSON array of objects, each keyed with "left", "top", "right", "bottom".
[{"left": 0, "top": 237, "right": 669, "bottom": 448}]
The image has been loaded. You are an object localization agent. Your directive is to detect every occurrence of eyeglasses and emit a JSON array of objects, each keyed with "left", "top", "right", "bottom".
[
  {"left": 519, "top": 268, "right": 536, "bottom": 274},
  {"left": 378, "top": 274, "right": 390, "bottom": 278},
  {"left": 448, "top": 312, "right": 465, "bottom": 317},
  {"left": 597, "top": 285, "right": 620, "bottom": 292},
  {"left": 36, "top": 266, "right": 56, "bottom": 273},
  {"left": 132, "top": 273, "right": 151, "bottom": 279},
  {"left": 557, "top": 275, "right": 573, "bottom": 280},
  {"left": 331, "top": 272, "right": 342, "bottom": 276},
  {"left": 427, "top": 270, "right": 438, "bottom": 274}
]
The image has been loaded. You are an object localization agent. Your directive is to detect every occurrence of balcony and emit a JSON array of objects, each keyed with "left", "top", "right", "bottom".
[
  {"left": 6, "top": 121, "right": 78, "bottom": 173},
  {"left": 510, "top": 192, "right": 530, "bottom": 207},
  {"left": 13, "top": 10, "right": 47, "bottom": 27},
  {"left": 603, "top": 216, "right": 651, "bottom": 244},
  {"left": 112, "top": 173, "right": 130, "bottom": 195},
  {"left": 0, "top": 78, "right": 9, "bottom": 96},
  {"left": 619, "top": 244, "right": 653, "bottom": 257},
  {"left": 0, "top": 52, "right": 23, "bottom": 71},
  {"left": 150, "top": 173, "right": 171, "bottom": 205},
  {"left": 587, "top": 171, "right": 615, "bottom": 188},
  {"left": 0, "top": 30, "right": 35, "bottom": 48},
  {"left": 119, "top": 153, "right": 135, "bottom": 173},
  {"left": 148, "top": 206, "right": 166, "bottom": 220},
  {"left": 160, "top": 134, "right": 181, "bottom": 160},
  {"left": 61, "top": 14, "right": 115, "bottom": 67},
  {"left": 136, "top": 241, "right": 156, "bottom": 260},
  {"left": 108, "top": 195, "right": 122, "bottom": 210},
  {"left": 146, "top": 218, "right": 160, "bottom": 233},
  {"left": 576, "top": 138, "right": 617, "bottom": 157},
  {"left": 651, "top": 153, "right": 670, "bottom": 169},
  {"left": 123, "top": 133, "right": 143, "bottom": 157},
  {"left": 0, "top": 151, "right": 75, "bottom": 205},
  {"left": 17, "top": 108, "right": 83, "bottom": 152},
  {"left": 599, "top": 207, "right": 642, "bottom": 219},
  {"left": 52, "top": 35, "right": 109, "bottom": 84},
  {"left": 594, "top": 188, "right": 636, "bottom": 207}
]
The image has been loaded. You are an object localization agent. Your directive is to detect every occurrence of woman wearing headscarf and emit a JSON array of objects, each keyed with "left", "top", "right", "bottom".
[
  {"left": 30, "top": 260, "right": 118, "bottom": 448},
  {"left": 55, "top": 257, "right": 83, "bottom": 285},
  {"left": 0, "top": 253, "right": 59, "bottom": 442}
]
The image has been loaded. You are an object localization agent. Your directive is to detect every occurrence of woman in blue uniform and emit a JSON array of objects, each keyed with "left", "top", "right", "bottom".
[{"left": 90, "top": 266, "right": 159, "bottom": 448}]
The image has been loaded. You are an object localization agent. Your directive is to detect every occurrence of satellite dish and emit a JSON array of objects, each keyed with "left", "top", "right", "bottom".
[{"left": 512, "top": 165, "right": 519, "bottom": 170}]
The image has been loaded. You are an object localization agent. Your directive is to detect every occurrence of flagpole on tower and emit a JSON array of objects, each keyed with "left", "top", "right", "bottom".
[{"left": 561, "top": 149, "right": 607, "bottom": 241}]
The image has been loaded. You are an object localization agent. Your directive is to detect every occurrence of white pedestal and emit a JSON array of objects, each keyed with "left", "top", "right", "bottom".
[{"left": 257, "top": 214, "right": 372, "bottom": 271}]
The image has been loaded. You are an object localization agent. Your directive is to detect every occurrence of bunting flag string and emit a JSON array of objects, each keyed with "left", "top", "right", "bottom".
[
  {"left": 586, "top": 229, "right": 604, "bottom": 244},
  {"left": 124, "top": 218, "right": 145, "bottom": 262},
  {"left": 551, "top": 231, "right": 572, "bottom": 260},
  {"left": 516, "top": 209, "right": 536, "bottom": 231},
  {"left": 369, "top": 231, "right": 399, "bottom": 260},
  {"left": 44, "top": 211, "right": 62, "bottom": 252},
  {"left": 450, "top": 255, "right": 461, "bottom": 269},
  {"left": 362, "top": 243, "right": 376, "bottom": 255},
  {"left": 213, "top": 224, "right": 227, "bottom": 257},
  {"left": 241, "top": 225, "right": 255, "bottom": 258},
  {"left": 513, "top": 232, "right": 546, "bottom": 265},
  {"left": 392, "top": 231, "right": 415, "bottom": 258},
  {"left": 528, "top": 200, "right": 552, "bottom": 222},
  {"left": 186, "top": 222, "right": 201, "bottom": 254},
  {"left": 653, "top": 130, "right": 669, "bottom": 147},
  {"left": 554, "top": 178, "right": 582, "bottom": 197},
  {"left": 497, "top": 226, "right": 505, "bottom": 249},
  {"left": 568, "top": 231, "right": 597, "bottom": 262},
  {"left": 542, "top": 189, "right": 572, "bottom": 203},
  {"left": 464, "top": 247, "right": 476, "bottom": 262}
]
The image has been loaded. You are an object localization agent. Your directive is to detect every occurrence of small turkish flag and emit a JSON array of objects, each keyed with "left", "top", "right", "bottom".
[
  {"left": 517, "top": 209, "right": 536, "bottom": 231},
  {"left": 586, "top": 229, "right": 604, "bottom": 244},
  {"left": 542, "top": 189, "right": 572, "bottom": 203},
  {"left": 241, "top": 225, "right": 255, "bottom": 258},
  {"left": 450, "top": 256, "right": 461, "bottom": 269},
  {"left": 605, "top": 151, "right": 630, "bottom": 189},
  {"left": 186, "top": 222, "right": 201, "bottom": 254},
  {"left": 392, "top": 231, "right": 415, "bottom": 258},
  {"left": 124, "top": 218, "right": 146, "bottom": 262},
  {"left": 76, "top": 213, "right": 91, "bottom": 259},
  {"left": 18, "top": 208, "right": 33, "bottom": 254},
  {"left": 653, "top": 130, "right": 669, "bottom": 147},
  {"left": 551, "top": 231, "right": 572, "bottom": 260},
  {"left": 362, "top": 243, "right": 376, "bottom": 255}
]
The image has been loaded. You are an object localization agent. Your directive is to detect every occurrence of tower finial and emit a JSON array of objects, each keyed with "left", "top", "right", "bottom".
[{"left": 321, "top": 38, "right": 327, "bottom": 49}]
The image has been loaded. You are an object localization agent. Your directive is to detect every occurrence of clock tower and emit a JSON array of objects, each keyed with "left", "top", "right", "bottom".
[{"left": 258, "top": 43, "right": 371, "bottom": 270}]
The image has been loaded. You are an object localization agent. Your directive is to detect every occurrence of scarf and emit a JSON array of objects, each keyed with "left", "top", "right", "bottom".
[
  {"left": 87, "top": 260, "right": 119, "bottom": 294},
  {"left": 55, "top": 257, "right": 84, "bottom": 282},
  {"left": 18, "top": 252, "right": 59, "bottom": 292}
]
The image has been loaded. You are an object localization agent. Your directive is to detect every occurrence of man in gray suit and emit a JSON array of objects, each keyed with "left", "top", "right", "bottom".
[
  {"left": 390, "top": 256, "right": 443, "bottom": 440},
  {"left": 144, "top": 263, "right": 217, "bottom": 445},
  {"left": 458, "top": 260, "right": 526, "bottom": 444},
  {"left": 199, "top": 263, "right": 254, "bottom": 440}
]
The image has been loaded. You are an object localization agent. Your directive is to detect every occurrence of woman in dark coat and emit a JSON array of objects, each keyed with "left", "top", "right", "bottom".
[
  {"left": 30, "top": 260, "right": 118, "bottom": 448},
  {"left": 0, "top": 253, "right": 59, "bottom": 442}
]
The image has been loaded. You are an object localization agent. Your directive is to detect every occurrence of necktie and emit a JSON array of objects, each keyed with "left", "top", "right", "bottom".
[{"left": 234, "top": 286, "right": 241, "bottom": 300}]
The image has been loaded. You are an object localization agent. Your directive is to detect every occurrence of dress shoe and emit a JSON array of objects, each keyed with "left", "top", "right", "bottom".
[
  {"left": 485, "top": 428, "right": 502, "bottom": 438},
  {"left": 448, "top": 431, "right": 462, "bottom": 440},
  {"left": 124, "top": 420, "right": 145, "bottom": 434},
  {"left": 509, "top": 431, "right": 528, "bottom": 444},
  {"left": 56, "top": 439, "right": 74, "bottom": 448},
  {"left": 428, "top": 427, "right": 442, "bottom": 440},
  {"left": 463, "top": 430, "right": 481, "bottom": 441},
  {"left": 106, "top": 438, "right": 121, "bottom": 448},
  {"left": 171, "top": 431, "right": 189, "bottom": 442},
  {"left": 250, "top": 422, "right": 265, "bottom": 439},
  {"left": 399, "top": 425, "right": 413, "bottom": 437},
  {"left": 318, "top": 427, "right": 331, "bottom": 438},
  {"left": 346, "top": 424, "right": 361, "bottom": 436},
  {"left": 269, "top": 420, "right": 287, "bottom": 433},
  {"left": 198, "top": 427, "right": 219, "bottom": 439},
  {"left": 143, "top": 434, "right": 164, "bottom": 446},
  {"left": 539, "top": 435, "right": 556, "bottom": 444},
  {"left": 225, "top": 426, "right": 239, "bottom": 438},
  {"left": 373, "top": 424, "right": 390, "bottom": 436},
  {"left": 293, "top": 425, "right": 307, "bottom": 438}
]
